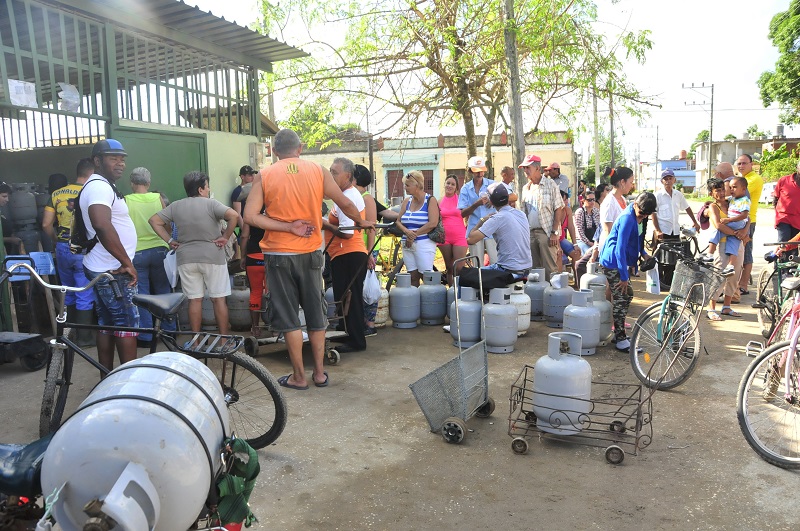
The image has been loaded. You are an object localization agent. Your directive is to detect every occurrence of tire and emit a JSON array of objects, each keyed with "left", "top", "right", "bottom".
[
  {"left": 756, "top": 268, "right": 777, "bottom": 339},
  {"left": 629, "top": 301, "right": 701, "bottom": 390},
  {"left": 194, "top": 352, "right": 288, "bottom": 449},
  {"left": 39, "top": 347, "right": 71, "bottom": 437},
  {"left": 19, "top": 345, "right": 48, "bottom": 372},
  {"left": 736, "top": 341, "right": 800, "bottom": 469}
]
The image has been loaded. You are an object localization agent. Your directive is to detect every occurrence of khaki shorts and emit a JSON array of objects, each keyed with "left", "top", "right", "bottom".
[{"left": 178, "top": 262, "right": 231, "bottom": 299}]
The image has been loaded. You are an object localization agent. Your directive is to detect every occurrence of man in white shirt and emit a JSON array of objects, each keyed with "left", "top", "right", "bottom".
[
  {"left": 650, "top": 168, "right": 700, "bottom": 284},
  {"left": 80, "top": 139, "right": 139, "bottom": 372}
]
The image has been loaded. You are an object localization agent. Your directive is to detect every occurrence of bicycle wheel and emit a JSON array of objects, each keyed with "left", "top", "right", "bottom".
[
  {"left": 39, "top": 347, "right": 71, "bottom": 437},
  {"left": 737, "top": 341, "right": 800, "bottom": 469},
  {"left": 194, "top": 352, "right": 287, "bottom": 449},
  {"left": 756, "top": 268, "right": 777, "bottom": 339},
  {"left": 629, "top": 300, "right": 701, "bottom": 389}
]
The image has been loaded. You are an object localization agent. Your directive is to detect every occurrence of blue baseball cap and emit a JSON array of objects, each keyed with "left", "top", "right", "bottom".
[
  {"left": 91, "top": 139, "right": 127, "bottom": 158},
  {"left": 660, "top": 169, "right": 675, "bottom": 179}
]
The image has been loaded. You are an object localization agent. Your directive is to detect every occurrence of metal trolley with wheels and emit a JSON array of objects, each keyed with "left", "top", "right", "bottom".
[
  {"left": 507, "top": 364, "right": 654, "bottom": 464},
  {"left": 409, "top": 257, "right": 495, "bottom": 444}
]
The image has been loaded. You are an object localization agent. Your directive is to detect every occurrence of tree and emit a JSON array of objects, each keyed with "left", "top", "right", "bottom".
[
  {"left": 724, "top": 133, "right": 737, "bottom": 141},
  {"left": 585, "top": 130, "right": 625, "bottom": 183},
  {"left": 746, "top": 124, "right": 769, "bottom": 138},
  {"left": 255, "top": 0, "right": 653, "bottom": 162},
  {"left": 759, "top": 0, "right": 800, "bottom": 124},
  {"left": 688, "top": 129, "right": 709, "bottom": 159}
]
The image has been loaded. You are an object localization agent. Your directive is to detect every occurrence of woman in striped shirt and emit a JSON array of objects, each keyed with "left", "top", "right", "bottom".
[{"left": 395, "top": 171, "right": 440, "bottom": 286}]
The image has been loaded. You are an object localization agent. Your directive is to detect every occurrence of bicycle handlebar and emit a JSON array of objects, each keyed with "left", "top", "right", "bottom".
[{"left": 3, "top": 262, "right": 121, "bottom": 298}]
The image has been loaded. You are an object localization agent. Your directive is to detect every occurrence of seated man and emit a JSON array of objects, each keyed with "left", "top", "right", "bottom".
[{"left": 467, "top": 183, "right": 532, "bottom": 279}]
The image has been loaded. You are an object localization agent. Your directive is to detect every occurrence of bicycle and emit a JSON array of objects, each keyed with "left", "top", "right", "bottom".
[
  {"left": 0, "top": 261, "right": 287, "bottom": 450},
  {"left": 736, "top": 275, "right": 800, "bottom": 469},
  {"left": 753, "top": 241, "right": 800, "bottom": 339},
  {"left": 648, "top": 226, "right": 712, "bottom": 290},
  {"left": 629, "top": 256, "right": 729, "bottom": 389}
]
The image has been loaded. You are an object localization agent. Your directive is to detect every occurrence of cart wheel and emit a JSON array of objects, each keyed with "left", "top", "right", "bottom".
[
  {"left": 244, "top": 336, "right": 259, "bottom": 357},
  {"left": 475, "top": 397, "right": 496, "bottom": 418},
  {"left": 609, "top": 420, "right": 627, "bottom": 434},
  {"left": 441, "top": 417, "right": 467, "bottom": 444},
  {"left": 605, "top": 445, "right": 625, "bottom": 465},
  {"left": 511, "top": 437, "right": 529, "bottom": 455},
  {"left": 19, "top": 349, "right": 48, "bottom": 372},
  {"left": 326, "top": 348, "right": 340, "bottom": 365}
]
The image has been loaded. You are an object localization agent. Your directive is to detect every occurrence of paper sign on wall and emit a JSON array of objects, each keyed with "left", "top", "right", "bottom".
[{"left": 8, "top": 79, "right": 37, "bottom": 108}]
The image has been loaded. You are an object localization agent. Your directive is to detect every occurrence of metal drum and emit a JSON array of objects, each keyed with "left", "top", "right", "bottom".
[
  {"left": 482, "top": 287, "right": 518, "bottom": 354},
  {"left": 450, "top": 286, "right": 482, "bottom": 348},
  {"left": 563, "top": 289, "right": 601, "bottom": 355},
  {"left": 544, "top": 273, "right": 573, "bottom": 329},
  {"left": 420, "top": 271, "right": 447, "bottom": 325},
  {"left": 389, "top": 273, "right": 420, "bottom": 328},
  {"left": 510, "top": 282, "right": 531, "bottom": 336},
  {"left": 525, "top": 268, "right": 548, "bottom": 321},
  {"left": 579, "top": 262, "right": 607, "bottom": 290},
  {"left": 589, "top": 283, "right": 613, "bottom": 346}
]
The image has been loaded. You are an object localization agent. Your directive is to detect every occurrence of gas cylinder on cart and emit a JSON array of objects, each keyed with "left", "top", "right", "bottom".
[
  {"left": 525, "top": 268, "right": 548, "bottom": 321},
  {"left": 450, "top": 286, "right": 482, "bottom": 348},
  {"left": 482, "top": 287, "right": 518, "bottom": 353},
  {"left": 227, "top": 275, "right": 251, "bottom": 331},
  {"left": 41, "top": 352, "right": 229, "bottom": 530},
  {"left": 375, "top": 287, "right": 390, "bottom": 328},
  {"left": 389, "top": 273, "right": 420, "bottom": 328},
  {"left": 419, "top": 270, "right": 447, "bottom": 325},
  {"left": 533, "top": 332, "right": 592, "bottom": 435},
  {"left": 563, "top": 289, "right": 601, "bottom": 355},
  {"left": 579, "top": 262, "right": 607, "bottom": 291},
  {"left": 510, "top": 282, "right": 531, "bottom": 336},
  {"left": 544, "top": 273, "right": 574, "bottom": 328},
  {"left": 589, "top": 283, "right": 613, "bottom": 346}
]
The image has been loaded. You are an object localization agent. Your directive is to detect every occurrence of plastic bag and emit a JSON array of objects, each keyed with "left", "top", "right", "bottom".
[
  {"left": 164, "top": 249, "right": 178, "bottom": 289},
  {"left": 645, "top": 263, "right": 660, "bottom": 295},
  {"left": 363, "top": 269, "right": 381, "bottom": 305}
]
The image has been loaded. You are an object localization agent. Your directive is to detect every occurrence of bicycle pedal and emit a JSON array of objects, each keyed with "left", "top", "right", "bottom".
[
  {"left": 745, "top": 341, "right": 764, "bottom": 358},
  {"left": 751, "top": 302, "right": 765, "bottom": 309}
]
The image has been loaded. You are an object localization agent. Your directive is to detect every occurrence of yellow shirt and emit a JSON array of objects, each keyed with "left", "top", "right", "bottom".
[
  {"left": 743, "top": 170, "right": 763, "bottom": 223},
  {"left": 44, "top": 183, "right": 82, "bottom": 242}
]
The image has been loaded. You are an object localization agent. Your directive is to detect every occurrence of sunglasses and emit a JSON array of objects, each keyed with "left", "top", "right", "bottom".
[{"left": 584, "top": 198, "right": 595, "bottom": 202}]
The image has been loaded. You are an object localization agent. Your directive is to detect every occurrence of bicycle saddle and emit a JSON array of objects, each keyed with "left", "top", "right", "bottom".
[
  {"left": 780, "top": 276, "right": 800, "bottom": 292},
  {"left": 132, "top": 292, "right": 186, "bottom": 321},
  {"left": 0, "top": 434, "right": 53, "bottom": 498}
]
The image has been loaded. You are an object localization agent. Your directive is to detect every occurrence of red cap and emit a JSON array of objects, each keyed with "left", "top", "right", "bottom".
[
  {"left": 546, "top": 162, "right": 560, "bottom": 170},
  {"left": 518, "top": 154, "right": 542, "bottom": 168}
]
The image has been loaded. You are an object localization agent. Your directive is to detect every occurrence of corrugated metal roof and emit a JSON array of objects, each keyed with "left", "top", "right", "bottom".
[{"left": 49, "top": 0, "right": 308, "bottom": 67}]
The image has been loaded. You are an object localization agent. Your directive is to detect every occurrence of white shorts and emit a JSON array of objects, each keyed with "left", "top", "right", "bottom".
[
  {"left": 403, "top": 238, "right": 437, "bottom": 273},
  {"left": 178, "top": 262, "right": 231, "bottom": 299}
]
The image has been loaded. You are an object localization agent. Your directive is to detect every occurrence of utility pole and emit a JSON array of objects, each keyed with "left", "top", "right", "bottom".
[
  {"left": 503, "top": 0, "right": 526, "bottom": 192},
  {"left": 683, "top": 82, "right": 715, "bottom": 189},
  {"left": 593, "top": 90, "right": 600, "bottom": 183},
  {"left": 609, "top": 92, "right": 615, "bottom": 168}
]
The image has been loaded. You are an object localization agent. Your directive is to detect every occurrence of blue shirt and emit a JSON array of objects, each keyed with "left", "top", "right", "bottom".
[
  {"left": 457, "top": 178, "right": 495, "bottom": 239},
  {"left": 599, "top": 204, "right": 644, "bottom": 282},
  {"left": 479, "top": 207, "right": 532, "bottom": 271}
]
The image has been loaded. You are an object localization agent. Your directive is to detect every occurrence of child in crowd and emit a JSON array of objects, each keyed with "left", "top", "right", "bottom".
[{"left": 708, "top": 176, "right": 749, "bottom": 257}]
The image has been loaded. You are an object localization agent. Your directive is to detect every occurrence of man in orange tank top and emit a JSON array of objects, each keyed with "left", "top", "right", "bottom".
[{"left": 244, "top": 129, "right": 372, "bottom": 390}]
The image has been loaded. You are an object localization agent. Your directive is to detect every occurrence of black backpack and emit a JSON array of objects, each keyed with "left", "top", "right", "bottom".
[{"left": 69, "top": 179, "right": 118, "bottom": 255}]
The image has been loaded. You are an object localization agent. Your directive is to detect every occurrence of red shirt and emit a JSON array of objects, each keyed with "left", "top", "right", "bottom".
[{"left": 774, "top": 173, "right": 800, "bottom": 229}]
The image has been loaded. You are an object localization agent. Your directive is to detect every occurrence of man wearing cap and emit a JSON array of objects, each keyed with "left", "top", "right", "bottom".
[
  {"left": 520, "top": 154, "right": 564, "bottom": 280},
  {"left": 650, "top": 168, "right": 701, "bottom": 285},
  {"left": 80, "top": 139, "right": 139, "bottom": 372},
  {"left": 467, "top": 183, "right": 531, "bottom": 278},
  {"left": 735, "top": 154, "right": 763, "bottom": 295},
  {"left": 546, "top": 162, "right": 570, "bottom": 196},
  {"left": 499, "top": 166, "right": 519, "bottom": 208},
  {"left": 458, "top": 156, "right": 497, "bottom": 265},
  {"left": 232, "top": 165, "right": 258, "bottom": 228}
]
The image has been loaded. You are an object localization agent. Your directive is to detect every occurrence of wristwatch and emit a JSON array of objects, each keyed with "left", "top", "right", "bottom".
[{"left": 551, "top": 227, "right": 561, "bottom": 237}]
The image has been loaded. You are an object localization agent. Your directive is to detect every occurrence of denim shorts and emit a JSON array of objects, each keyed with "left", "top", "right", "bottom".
[{"left": 84, "top": 268, "right": 139, "bottom": 337}]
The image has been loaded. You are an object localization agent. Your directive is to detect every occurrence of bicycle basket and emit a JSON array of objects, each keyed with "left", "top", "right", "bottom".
[{"left": 669, "top": 260, "right": 725, "bottom": 306}]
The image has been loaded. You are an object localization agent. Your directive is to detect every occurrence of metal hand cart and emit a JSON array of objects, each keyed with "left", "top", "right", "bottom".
[
  {"left": 507, "top": 363, "right": 653, "bottom": 464},
  {"left": 244, "top": 223, "right": 393, "bottom": 365},
  {"left": 409, "top": 256, "right": 496, "bottom": 444}
]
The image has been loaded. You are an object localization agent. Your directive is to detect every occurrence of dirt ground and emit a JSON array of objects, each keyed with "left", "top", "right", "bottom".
[{"left": 1, "top": 202, "right": 795, "bottom": 530}]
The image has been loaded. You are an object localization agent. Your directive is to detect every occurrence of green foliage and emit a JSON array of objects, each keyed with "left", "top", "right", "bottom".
[
  {"left": 688, "top": 129, "right": 709, "bottom": 159},
  {"left": 255, "top": 0, "right": 653, "bottom": 154},
  {"left": 762, "top": 156, "right": 799, "bottom": 181},
  {"left": 587, "top": 130, "right": 626, "bottom": 173},
  {"left": 724, "top": 133, "right": 736, "bottom": 141},
  {"left": 746, "top": 124, "right": 769, "bottom": 138},
  {"left": 279, "top": 99, "right": 341, "bottom": 149},
  {"left": 758, "top": 0, "right": 800, "bottom": 124},
  {"left": 760, "top": 143, "right": 790, "bottom": 165}
]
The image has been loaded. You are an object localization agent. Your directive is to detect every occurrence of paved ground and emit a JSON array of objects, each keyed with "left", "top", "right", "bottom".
[{"left": 1, "top": 201, "right": 795, "bottom": 530}]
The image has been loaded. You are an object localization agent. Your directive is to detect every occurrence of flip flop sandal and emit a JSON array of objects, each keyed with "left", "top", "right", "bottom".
[
  {"left": 721, "top": 309, "right": 742, "bottom": 318},
  {"left": 739, "top": 288, "right": 750, "bottom": 295},
  {"left": 278, "top": 374, "right": 309, "bottom": 390},
  {"left": 706, "top": 310, "right": 722, "bottom": 321}
]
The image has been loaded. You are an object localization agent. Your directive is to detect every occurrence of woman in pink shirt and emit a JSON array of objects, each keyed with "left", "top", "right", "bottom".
[{"left": 438, "top": 174, "right": 468, "bottom": 285}]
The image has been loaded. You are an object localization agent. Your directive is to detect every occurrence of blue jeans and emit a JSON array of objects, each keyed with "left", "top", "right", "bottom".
[
  {"left": 55, "top": 242, "right": 94, "bottom": 310},
  {"left": 133, "top": 246, "right": 175, "bottom": 341},
  {"left": 83, "top": 268, "right": 139, "bottom": 336}
]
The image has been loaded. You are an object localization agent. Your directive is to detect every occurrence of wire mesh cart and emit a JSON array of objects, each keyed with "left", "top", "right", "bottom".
[
  {"left": 409, "top": 257, "right": 495, "bottom": 443},
  {"left": 507, "top": 363, "right": 654, "bottom": 464}
]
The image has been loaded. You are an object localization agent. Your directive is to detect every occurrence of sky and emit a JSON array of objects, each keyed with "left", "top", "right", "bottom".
[{"left": 186, "top": 0, "right": 796, "bottom": 163}]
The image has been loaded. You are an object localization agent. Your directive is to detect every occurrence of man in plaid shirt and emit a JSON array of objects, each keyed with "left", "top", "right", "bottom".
[{"left": 520, "top": 154, "right": 564, "bottom": 281}]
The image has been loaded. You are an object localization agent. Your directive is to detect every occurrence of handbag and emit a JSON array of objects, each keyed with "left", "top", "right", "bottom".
[
  {"left": 426, "top": 196, "right": 446, "bottom": 244},
  {"left": 363, "top": 269, "right": 381, "bottom": 305},
  {"left": 697, "top": 201, "right": 711, "bottom": 231}
]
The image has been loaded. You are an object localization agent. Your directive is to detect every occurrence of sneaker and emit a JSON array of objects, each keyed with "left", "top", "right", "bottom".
[
  {"left": 443, "top": 325, "right": 451, "bottom": 333},
  {"left": 721, "top": 264, "right": 735, "bottom": 276},
  {"left": 364, "top": 327, "right": 377, "bottom": 337},
  {"left": 699, "top": 253, "right": 715, "bottom": 263},
  {"left": 615, "top": 338, "right": 631, "bottom": 352}
]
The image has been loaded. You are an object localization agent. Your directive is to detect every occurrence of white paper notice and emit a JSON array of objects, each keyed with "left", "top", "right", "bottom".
[{"left": 8, "top": 79, "right": 37, "bottom": 107}]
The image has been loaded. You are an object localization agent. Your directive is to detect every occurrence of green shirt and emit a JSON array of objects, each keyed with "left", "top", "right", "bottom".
[{"left": 126, "top": 192, "right": 168, "bottom": 251}]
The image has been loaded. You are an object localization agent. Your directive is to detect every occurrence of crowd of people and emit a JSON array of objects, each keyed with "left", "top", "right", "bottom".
[{"left": 16, "top": 128, "right": 789, "bottom": 385}]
